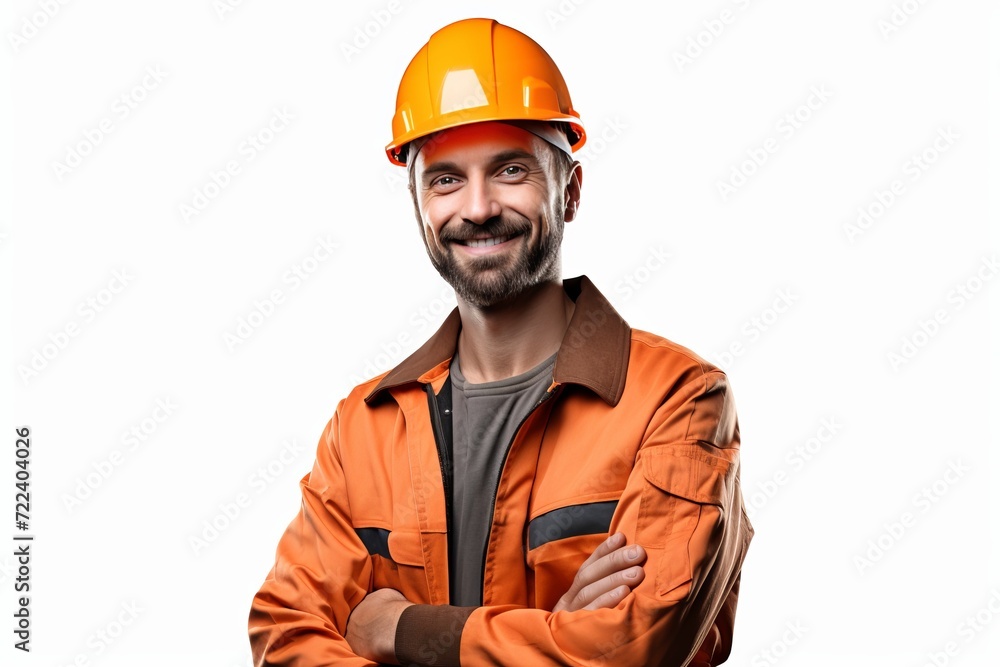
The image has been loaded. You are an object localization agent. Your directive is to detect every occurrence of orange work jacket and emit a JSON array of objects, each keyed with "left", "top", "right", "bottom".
[{"left": 249, "top": 275, "right": 754, "bottom": 666}]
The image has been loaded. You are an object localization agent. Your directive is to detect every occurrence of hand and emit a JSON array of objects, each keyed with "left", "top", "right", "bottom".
[
  {"left": 345, "top": 588, "right": 413, "bottom": 664},
  {"left": 552, "top": 532, "right": 647, "bottom": 613}
]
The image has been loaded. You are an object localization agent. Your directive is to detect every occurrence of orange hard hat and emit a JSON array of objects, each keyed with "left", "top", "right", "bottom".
[{"left": 385, "top": 17, "right": 587, "bottom": 166}]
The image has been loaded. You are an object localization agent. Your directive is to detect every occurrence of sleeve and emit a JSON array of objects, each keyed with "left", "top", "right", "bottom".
[
  {"left": 394, "top": 369, "right": 754, "bottom": 667},
  {"left": 248, "top": 402, "right": 378, "bottom": 667}
]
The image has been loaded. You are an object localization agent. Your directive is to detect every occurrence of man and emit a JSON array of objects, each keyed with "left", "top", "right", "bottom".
[{"left": 250, "top": 17, "right": 752, "bottom": 666}]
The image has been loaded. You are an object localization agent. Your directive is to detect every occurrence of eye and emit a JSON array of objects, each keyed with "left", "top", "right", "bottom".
[
  {"left": 499, "top": 165, "right": 526, "bottom": 179},
  {"left": 430, "top": 175, "right": 461, "bottom": 192}
]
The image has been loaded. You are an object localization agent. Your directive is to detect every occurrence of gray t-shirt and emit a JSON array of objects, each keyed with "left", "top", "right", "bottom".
[{"left": 449, "top": 349, "right": 557, "bottom": 606}]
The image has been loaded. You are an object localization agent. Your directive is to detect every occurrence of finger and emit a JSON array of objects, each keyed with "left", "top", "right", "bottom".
[
  {"left": 574, "top": 543, "right": 647, "bottom": 591},
  {"left": 576, "top": 565, "right": 646, "bottom": 610},
  {"left": 564, "top": 533, "right": 626, "bottom": 596},
  {"left": 579, "top": 532, "right": 626, "bottom": 570},
  {"left": 582, "top": 584, "right": 631, "bottom": 612},
  {"left": 557, "top": 537, "right": 645, "bottom": 613}
]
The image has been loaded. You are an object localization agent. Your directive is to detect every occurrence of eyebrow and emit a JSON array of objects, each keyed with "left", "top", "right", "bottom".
[{"left": 421, "top": 149, "right": 539, "bottom": 183}]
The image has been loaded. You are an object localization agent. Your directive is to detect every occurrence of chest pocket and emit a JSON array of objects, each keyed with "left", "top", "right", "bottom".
[
  {"left": 525, "top": 499, "right": 619, "bottom": 610},
  {"left": 356, "top": 527, "right": 427, "bottom": 598},
  {"left": 528, "top": 500, "right": 618, "bottom": 551}
]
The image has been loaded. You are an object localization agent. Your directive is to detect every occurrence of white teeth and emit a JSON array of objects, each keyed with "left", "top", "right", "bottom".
[{"left": 465, "top": 235, "right": 512, "bottom": 248}]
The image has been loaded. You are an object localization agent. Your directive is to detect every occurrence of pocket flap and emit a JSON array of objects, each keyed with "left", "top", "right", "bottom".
[
  {"left": 387, "top": 529, "right": 425, "bottom": 566},
  {"left": 641, "top": 443, "right": 733, "bottom": 506}
]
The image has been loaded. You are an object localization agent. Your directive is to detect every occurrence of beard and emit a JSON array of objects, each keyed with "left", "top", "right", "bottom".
[{"left": 426, "top": 212, "right": 563, "bottom": 308}]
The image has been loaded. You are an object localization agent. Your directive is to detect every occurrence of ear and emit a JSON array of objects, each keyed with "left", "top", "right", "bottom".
[{"left": 563, "top": 161, "right": 583, "bottom": 222}]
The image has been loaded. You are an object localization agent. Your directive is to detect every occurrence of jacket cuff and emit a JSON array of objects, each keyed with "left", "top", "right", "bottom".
[{"left": 394, "top": 604, "right": 475, "bottom": 666}]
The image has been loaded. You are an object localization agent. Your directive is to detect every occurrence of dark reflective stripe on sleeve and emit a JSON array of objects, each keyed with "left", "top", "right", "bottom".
[
  {"left": 528, "top": 500, "right": 618, "bottom": 550},
  {"left": 355, "top": 527, "right": 391, "bottom": 558}
]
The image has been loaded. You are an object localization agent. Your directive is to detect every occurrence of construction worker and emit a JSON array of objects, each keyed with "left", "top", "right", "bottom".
[{"left": 250, "top": 17, "right": 752, "bottom": 666}]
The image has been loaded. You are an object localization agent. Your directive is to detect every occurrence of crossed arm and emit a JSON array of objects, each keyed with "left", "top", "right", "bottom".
[
  {"left": 345, "top": 531, "right": 648, "bottom": 663},
  {"left": 250, "top": 370, "right": 749, "bottom": 666}
]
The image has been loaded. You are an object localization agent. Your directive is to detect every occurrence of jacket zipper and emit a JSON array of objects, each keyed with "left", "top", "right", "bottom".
[
  {"left": 425, "top": 382, "right": 454, "bottom": 593},
  {"left": 479, "top": 383, "right": 563, "bottom": 603}
]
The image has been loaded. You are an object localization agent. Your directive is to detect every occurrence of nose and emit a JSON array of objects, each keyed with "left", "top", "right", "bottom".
[{"left": 460, "top": 174, "right": 502, "bottom": 225}]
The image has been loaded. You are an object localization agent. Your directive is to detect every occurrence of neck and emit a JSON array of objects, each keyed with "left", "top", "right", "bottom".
[{"left": 455, "top": 278, "right": 575, "bottom": 384}]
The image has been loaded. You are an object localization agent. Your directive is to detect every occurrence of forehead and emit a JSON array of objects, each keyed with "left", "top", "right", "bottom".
[{"left": 413, "top": 122, "right": 542, "bottom": 172}]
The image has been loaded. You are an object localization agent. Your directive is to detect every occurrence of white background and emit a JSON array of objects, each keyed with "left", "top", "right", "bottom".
[{"left": 2, "top": 1, "right": 999, "bottom": 665}]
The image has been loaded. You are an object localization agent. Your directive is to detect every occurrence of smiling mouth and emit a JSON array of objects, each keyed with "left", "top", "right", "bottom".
[{"left": 458, "top": 234, "right": 517, "bottom": 248}]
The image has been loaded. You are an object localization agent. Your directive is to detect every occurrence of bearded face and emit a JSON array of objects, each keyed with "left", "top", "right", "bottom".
[{"left": 410, "top": 122, "right": 574, "bottom": 309}]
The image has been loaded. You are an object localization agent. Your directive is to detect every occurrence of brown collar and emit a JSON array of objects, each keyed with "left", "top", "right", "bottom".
[{"left": 364, "top": 275, "right": 631, "bottom": 406}]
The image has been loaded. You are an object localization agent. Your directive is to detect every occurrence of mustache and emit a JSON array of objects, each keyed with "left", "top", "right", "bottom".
[{"left": 439, "top": 216, "right": 531, "bottom": 243}]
